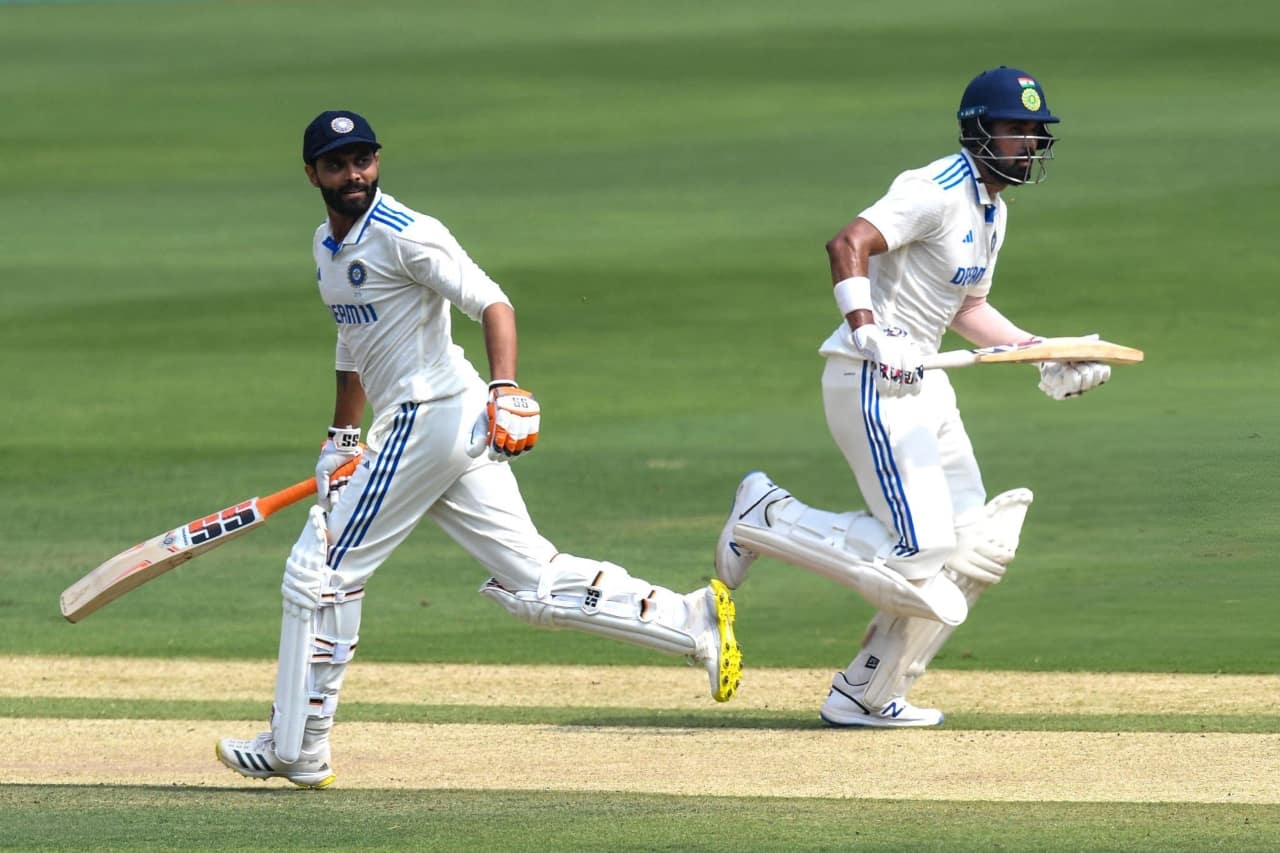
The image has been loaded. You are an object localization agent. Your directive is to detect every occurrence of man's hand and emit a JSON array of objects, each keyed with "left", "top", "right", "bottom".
[
  {"left": 315, "top": 426, "right": 362, "bottom": 510},
  {"left": 469, "top": 382, "right": 541, "bottom": 460},
  {"left": 1037, "top": 361, "right": 1111, "bottom": 400},
  {"left": 852, "top": 324, "right": 924, "bottom": 397}
]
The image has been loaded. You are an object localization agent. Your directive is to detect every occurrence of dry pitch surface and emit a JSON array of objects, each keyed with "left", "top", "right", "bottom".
[{"left": 5, "top": 655, "right": 1278, "bottom": 801}]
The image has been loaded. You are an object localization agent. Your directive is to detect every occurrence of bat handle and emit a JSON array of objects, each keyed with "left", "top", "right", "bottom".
[
  {"left": 257, "top": 456, "right": 361, "bottom": 517},
  {"left": 920, "top": 351, "right": 979, "bottom": 370}
]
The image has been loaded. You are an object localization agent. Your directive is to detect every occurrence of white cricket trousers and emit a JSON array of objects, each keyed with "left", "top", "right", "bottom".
[
  {"left": 821, "top": 356, "right": 987, "bottom": 580},
  {"left": 324, "top": 382, "right": 557, "bottom": 590},
  {"left": 285, "top": 382, "right": 708, "bottom": 745}
]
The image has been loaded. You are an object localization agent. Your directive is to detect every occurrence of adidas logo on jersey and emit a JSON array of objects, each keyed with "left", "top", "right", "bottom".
[{"left": 962, "top": 230, "right": 974, "bottom": 243}]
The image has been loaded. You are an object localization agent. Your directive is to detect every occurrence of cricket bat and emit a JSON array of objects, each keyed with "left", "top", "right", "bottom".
[
  {"left": 922, "top": 337, "right": 1144, "bottom": 370},
  {"left": 60, "top": 458, "right": 361, "bottom": 623}
]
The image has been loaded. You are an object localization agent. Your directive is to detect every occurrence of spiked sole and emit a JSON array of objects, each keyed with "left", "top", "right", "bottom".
[{"left": 708, "top": 579, "right": 743, "bottom": 702}]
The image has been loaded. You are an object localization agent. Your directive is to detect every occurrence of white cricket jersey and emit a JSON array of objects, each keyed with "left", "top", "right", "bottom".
[
  {"left": 313, "top": 189, "right": 510, "bottom": 415},
  {"left": 820, "top": 149, "right": 1007, "bottom": 358}
]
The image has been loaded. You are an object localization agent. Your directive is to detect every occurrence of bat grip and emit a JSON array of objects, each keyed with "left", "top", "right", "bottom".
[
  {"left": 257, "top": 456, "right": 361, "bottom": 517},
  {"left": 920, "top": 351, "right": 978, "bottom": 370}
]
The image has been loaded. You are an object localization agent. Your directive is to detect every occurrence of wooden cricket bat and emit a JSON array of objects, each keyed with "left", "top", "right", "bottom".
[
  {"left": 922, "top": 337, "right": 1144, "bottom": 370},
  {"left": 60, "top": 458, "right": 360, "bottom": 623}
]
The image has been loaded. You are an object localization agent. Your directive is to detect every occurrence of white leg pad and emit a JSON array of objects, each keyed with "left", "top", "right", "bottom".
[
  {"left": 272, "top": 599, "right": 313, "bottom": 764},
  {"left": 271, "top": 509, "right": 329, "bottom": 763},
  {"left": 480, "top": 555, "right": 699, "bottom": 657},
  {"left": 271, "top": 507, "right": 366, "bottom": 764},
  {"left": 843, "top": 612, "right": 948, "bottom": 711},
  {"left": 731, "top": 501, "right": 967, "bottom": 626},
  {"left": 874, "top": 488, "right": 1035, "bottom": 702}
]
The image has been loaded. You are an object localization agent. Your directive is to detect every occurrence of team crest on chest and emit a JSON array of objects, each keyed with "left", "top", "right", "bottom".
[{"left": 347, "top": 260, "right": 367, "bottom": 287}]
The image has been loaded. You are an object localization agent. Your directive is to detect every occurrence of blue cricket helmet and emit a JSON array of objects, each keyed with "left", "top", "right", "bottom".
[
  {"left": 957, "top": 67, "right": 1059, "bottom": 185},
  {"left": 958, "top": 66, "right": 1059, "bottom": 124}
]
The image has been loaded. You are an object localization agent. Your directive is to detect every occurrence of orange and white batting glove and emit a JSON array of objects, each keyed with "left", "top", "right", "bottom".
[{"left": 469, "top": 381, "right": 541, "bottom": 460}]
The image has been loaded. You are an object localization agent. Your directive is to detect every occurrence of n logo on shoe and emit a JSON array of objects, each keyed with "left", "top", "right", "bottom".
[{"left": 881, "top": 701, "right": 905, "bottom": 718}]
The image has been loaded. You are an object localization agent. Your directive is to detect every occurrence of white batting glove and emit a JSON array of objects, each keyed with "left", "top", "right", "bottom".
[
  {"left": 852, "top": 324, "right": 924, "bottom": 398},
  {"left": 315, "top": 426, "right": 362, "bottom": 510},
  {"left": 1037, "top": 361, "right": 1111, "bottom": 400},
  {"left": 468, "top": 381, "right": 541, "bottom": 460}
]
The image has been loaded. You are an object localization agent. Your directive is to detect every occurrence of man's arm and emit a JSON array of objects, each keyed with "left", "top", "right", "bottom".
[
  {"left": 826, "top": 217, "right": 888, "bottom": 331},
  {"left": 480, "top": 302, "right": 518, "bottom": 382},
  {"left": 332, "top": 370, "right": 367, "bottom": 428},
  {"left": 825, "top": 217, "right": 923, "bottom": 397},
  {"left": 948, "top": 295, "right": 1035, "bottom": 347},
  {"left": 315, "top": 370, "right": 366, "bottom": 509},
  {"left": 469, "top": 301, "right": 540, "bottom": 458},
  {"left": 950, "top": 295, "right": 1111, "bottom": 399}
]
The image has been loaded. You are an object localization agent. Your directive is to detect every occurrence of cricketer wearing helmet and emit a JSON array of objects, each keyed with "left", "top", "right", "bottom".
[
  {"left": 216, "top": 111, "right": 743, "bottom": 788},
  {"left": 714, "top": 68, "right": 1114, "bottom": 727}
]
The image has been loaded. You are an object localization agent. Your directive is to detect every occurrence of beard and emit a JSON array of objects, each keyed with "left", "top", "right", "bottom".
[
  {"left": 321, "top": 177, "right": 379, "bottom": 218},
  {"left": 994, "top": 155, "right": 1033, "bottom": 184}
]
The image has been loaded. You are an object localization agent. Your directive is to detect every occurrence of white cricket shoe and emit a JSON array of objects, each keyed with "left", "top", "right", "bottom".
[
  {"left": 714, "top": 471, "right": 791, "bottom": 589},
  {"left": 818, "top": 671, "right": 944, "bottom": 728},
  {"left": 688, "top": 579, "right": 743, "bottom": 702},
  {"left": 215, "top": 732, "right": 336, "bottom": 789}
]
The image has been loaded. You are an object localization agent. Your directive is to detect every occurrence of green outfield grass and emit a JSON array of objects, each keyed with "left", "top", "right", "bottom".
[
  {"left": 0, "top": 787, "right": 1274, "bottom": 853},
  {"left": 5, "top": 0, "right": 1277, "bottom": 672},
  {"left": 2, "top": 1, "right": 1278, "bottom": 848}
]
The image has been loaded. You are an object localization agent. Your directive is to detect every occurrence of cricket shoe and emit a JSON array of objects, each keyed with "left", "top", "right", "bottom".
[
  {"left": 714, "top": 471, "right": 791, "bottom": 589},
  {"left": 215, "top": 732, "right": 336, "bottom": 789},
  {"left": 689, "top": 579, "right": 743, "bottom": 702},
  {"left": 818, "top": 671, "right": 944, "bottom": 728}
]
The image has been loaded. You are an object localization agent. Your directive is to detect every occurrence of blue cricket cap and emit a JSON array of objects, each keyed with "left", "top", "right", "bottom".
[{"left": 303, "top": 110, "right": 381, "bottom": 163}]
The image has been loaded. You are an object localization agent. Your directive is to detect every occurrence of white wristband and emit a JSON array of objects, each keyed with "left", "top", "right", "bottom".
[
  {"left": 833, "top": 276, "right": 872, "bottom": 317},
  {"left": 327, "top": 426, "right": 361, "bottom": 451}
]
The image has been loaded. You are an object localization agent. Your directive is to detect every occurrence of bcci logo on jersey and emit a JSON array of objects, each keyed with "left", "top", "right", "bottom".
[{"left": 347, "top": 261, "right": 367, "bottom": 287}]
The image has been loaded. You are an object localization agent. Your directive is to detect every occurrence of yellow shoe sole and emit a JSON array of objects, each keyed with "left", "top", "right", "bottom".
[{"left": 709, "top": 578, "right": 743, "bottom": 702}]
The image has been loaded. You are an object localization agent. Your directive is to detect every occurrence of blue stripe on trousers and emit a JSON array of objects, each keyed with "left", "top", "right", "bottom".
[
  {"left": 329, "top": 403, "right": 418, "bottom": 571},
  {"left": 859, "top": 361, "right": 919, "bottom": 557}
]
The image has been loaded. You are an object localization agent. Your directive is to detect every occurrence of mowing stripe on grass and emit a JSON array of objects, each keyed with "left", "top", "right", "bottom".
[
  {"left": 3, "top": 696, "right": 1277, "bottom": 734},
  {"left": 5, "top": 718, "right": 1278, "bottom": 803},
  {"left": 6, "top": 655, "right": 1278, "bottom": 714}
]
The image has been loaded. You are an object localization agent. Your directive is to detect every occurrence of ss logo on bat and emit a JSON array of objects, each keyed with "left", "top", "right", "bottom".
[{"left": 188, "top": 501, "right": 260, "bottom": 545}]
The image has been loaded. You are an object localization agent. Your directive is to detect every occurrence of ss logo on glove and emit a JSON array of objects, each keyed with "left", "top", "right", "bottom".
[{"left": 469, "top": 384, "right": 541, "bottom": 460}]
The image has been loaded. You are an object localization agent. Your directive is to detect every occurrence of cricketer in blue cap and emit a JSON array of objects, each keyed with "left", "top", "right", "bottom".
[
  {"left": 957, "top": 66, "right": 1059, "bottom": 185},
  {"left": 302, "top": 110, "right": 383, "bottom": 223},
  {"left": 303, "top": 110, "right": 381, "bottom": 164}
]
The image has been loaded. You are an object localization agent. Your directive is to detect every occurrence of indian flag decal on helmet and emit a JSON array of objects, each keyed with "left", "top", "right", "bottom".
[{"left": 1017, "top": 77, "right": 1037, "bottom": 88}]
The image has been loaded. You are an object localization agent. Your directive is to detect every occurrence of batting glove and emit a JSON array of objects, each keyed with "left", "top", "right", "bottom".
[
  {"left": 1037, "top": 361, "right": 1111, "bottom": 400},
  {"left": 469, "top": 381, "right": 541, "bottom": 460},
  {"left": 315, "top": 426, "right": 362, "bottom": 510},
  {"left": 852, "top": 324, "right": 925, "bottom": 398}
]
